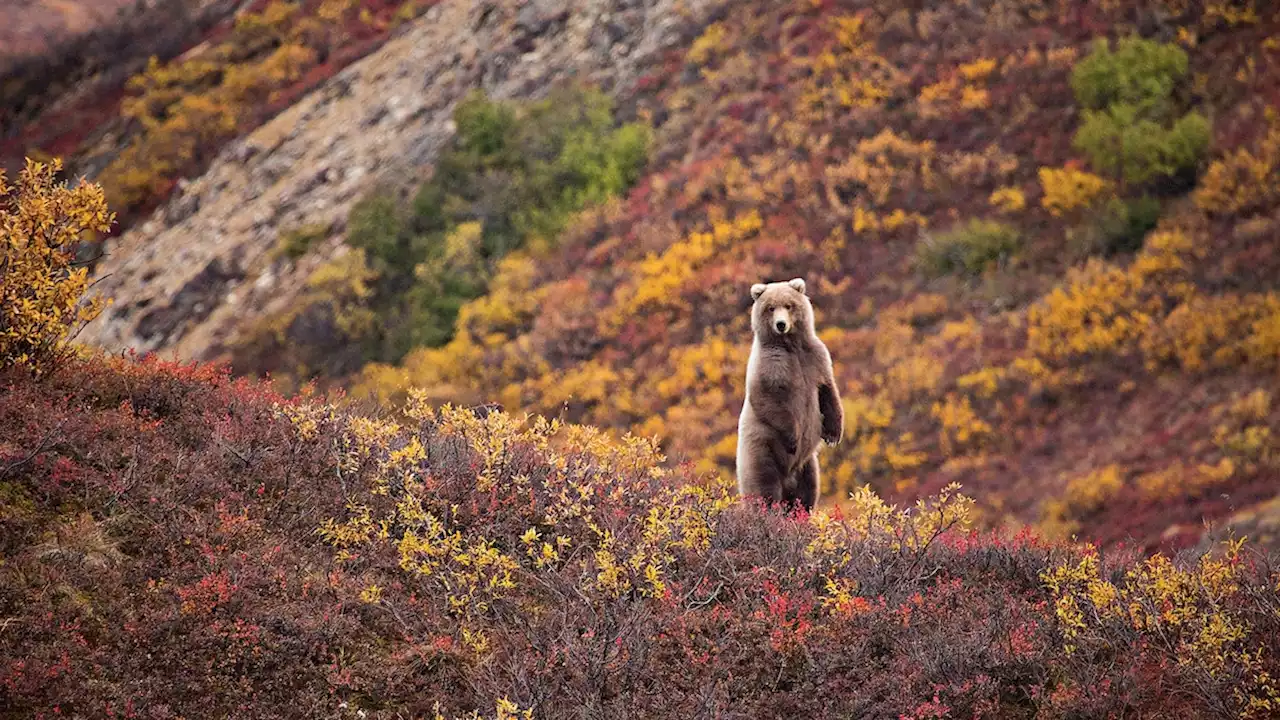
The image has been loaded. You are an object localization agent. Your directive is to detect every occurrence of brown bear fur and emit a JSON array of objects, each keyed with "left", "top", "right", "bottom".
[{"left": 735, "top": 278, "right": 843, "bottom": 511}]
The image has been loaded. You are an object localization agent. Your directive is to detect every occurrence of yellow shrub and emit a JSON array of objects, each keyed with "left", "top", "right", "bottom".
[
  {"left": 850, "top": 206, "right": 927, "bottom": 234},
  {"left": 918, "top": 59, "right": 997, "bottom": 118},
  {"left": 1204, "top": 1, "right": 1260, "bottom": 26},
  {"left": 797, "top": 15, "right": 904, "bottom": 120},
  {"left": 826, "top": 130, "right": 936, "bottom": 207},
  {"left": 882, "top": 355, "right": 945, "bottom": 403},
  {"left": 1196, "top": 111, "right": 1280, "bottom": 215},
  {"left": 1, "top": 159, "right": 114, "bottom": 372},
  {"left": 1066, "top": 464, "right": 1124, "bottom": 514},
  {"left": 1136, "top": 460, "right": 1235, "bottom": 500},
  {"left": 687, "top": 22, "right": 728, "bottom": 65},
  {"left": 1027, "top": 259, "right": 1152, "bottom": 361},
  {"left": 96, "top": 0, "right": 365, "bottom": 215},
  {"left": 653, "top": 335, "right": 745, "bottom": 401},
  {"left": 988, "top": 186, "right": 1027, "bottom": 214},
  {"left": 1039, "top": 165, "right": 1111, "bottom": 216},
  {"left": 956, "top": 367, "right": 1006, "bottom": 398},
  {"left": 931, "top": 393, "right": 992, "bottom": 456},
  {"left": 1042, "top": 536, "right": 1280, "bottom": 713},
  {"left": 959, "top": 58, "right": 998, "bottom": 81},
  {"left": 959, "top": 86, "right": 991, "bottom": 110},
  {"left": 1141, "top": 294, "right": 1280, "bottom": 371},
  {"left": 838, "top": 482, "right": 975, "bottom": 550},
  {"left": 1212, "top": 390, "right": 1275, "bottom": 466}
]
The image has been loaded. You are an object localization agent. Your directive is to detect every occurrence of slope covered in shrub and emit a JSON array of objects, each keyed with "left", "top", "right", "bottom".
[
  {"left": 341, "top": 0, "right": 1280, "bottom": 554},
  {"left": 228, "top": 86, "right": 651, "bottom": 381},
  {"left": 3, "top": 353, "right": 1280, "bottom": 718},
  {"left": 4, "top": 160, "right": 1280, "bottom": 717}
]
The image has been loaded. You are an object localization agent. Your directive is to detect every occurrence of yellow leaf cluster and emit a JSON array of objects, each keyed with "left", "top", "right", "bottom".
[
  {"left": 686, "top": 22, "right": 728, "bottom": 65},
  {"left": 1196, "top": 110, "right": 1280, "bottom": 215},
  {"left": 97, "top": 0, "right": 426, "bottom": 214},
  {"left": 1141, "top": 293, "right": 1280, "bottom": 372},
  {"left": 837, "top": 482, "right": 975, "bottom": 551},
  {"left": 1038, "top": 465, "right": 1125, "bottom": 540},
  {"left": 353, "top": 253, "right": 544, "bottom": 408},
  {"left": 1136, "top": 459, "right": 1235, "bottom": 500},
  {"left": 318, "top": 403, "right": 745, "bottom": 648},
  {"left": 917, "top": 57, "right": 999, "bottom": 118},
  {"left": 431, "top": 698, "right": 535, "bottom": 720},
  {"left": 1026, "top": 230, "right": 1197, "bottom": 363},
  {"left": 931, "top": 393, "right": 992, "bottom": 456},
  {"left": 1038, "top": 165, "right": 1111, "bottom": 216},
  {"left": 988, "top": 186, "right": 1027, "bottom": 214},
  {"left": 826, "top": 130, "right": 936, "bottom": 208},
  {"left": 1210, "top": 390, "right": 1276, "bottom": 468},
  {"left": 796, "top": 15, "right": 905, "bottom": 122}
]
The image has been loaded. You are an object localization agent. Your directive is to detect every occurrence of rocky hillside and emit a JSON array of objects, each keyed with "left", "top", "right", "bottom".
[{"left": 75, "top": 0, "right": 725, "bottom": 361}]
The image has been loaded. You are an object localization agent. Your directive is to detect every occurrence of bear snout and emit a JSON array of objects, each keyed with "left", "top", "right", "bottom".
[{"left": 771, "top": 308, "right": 792, "bottom": 335}]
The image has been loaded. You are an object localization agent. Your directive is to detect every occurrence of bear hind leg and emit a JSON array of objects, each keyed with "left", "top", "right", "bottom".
[
  {"left": 737, "top": 437, "right": 790, "bottom": 510},
  {"left": 783, "top": 453, "right": 820, "bottom": 512}
]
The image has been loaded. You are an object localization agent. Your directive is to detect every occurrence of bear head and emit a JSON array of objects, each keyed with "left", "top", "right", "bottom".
[{"left": 749, "top": 278, "right": 814, "bottom": 343}]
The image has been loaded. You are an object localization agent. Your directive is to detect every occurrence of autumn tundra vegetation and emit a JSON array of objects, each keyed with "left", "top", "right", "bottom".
[
  {"left": 3, "top": 161, "right": 1280, "bottom": 718},
  {"left": 7, "top": 0, "right": 1280, "bottom": 717}
]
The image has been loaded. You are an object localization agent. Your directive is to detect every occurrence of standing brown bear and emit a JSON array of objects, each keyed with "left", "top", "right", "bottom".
[{"left": 735, "top": 278, "right": 844, "bottom": 511}]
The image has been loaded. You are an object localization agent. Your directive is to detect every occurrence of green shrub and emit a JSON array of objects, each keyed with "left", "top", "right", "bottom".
[
  {"left": 1099, "top": 195, "right": 1162, "bottom": 254},
  {"left": 400, "top": 222, "right": 488, "bottom": 353},
  {"left": 1074, "top": 105, "right": 1211, "bottom": 187},
  {"left": 452, "top": 89, "right": 519, "bottom": 159},
  {"left": 1067, "top": 195, "right": 1164, "bottom": 258},
  {"left": 1070, "top": 36, "right": 1189, "bottom": 115},
  {"left": 419, "top": 84, "right": 653, "bottom": 255},
  {"left": 917, "top": 219, "right": 1021, "bottom": 277},
  {"left": 373, "top": 85, "right": 650, "bottom": 358},
  {"left": 346, "top": 192, "right": 406, "bottom": 269},
  {"left": 1069, "top": 36, "right": 1211, "bottom": 188}
]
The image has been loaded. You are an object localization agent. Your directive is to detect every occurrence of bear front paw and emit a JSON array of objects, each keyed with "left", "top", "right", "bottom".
[{"left": 822, "top": 426, "right": 842, "bottom": 445}]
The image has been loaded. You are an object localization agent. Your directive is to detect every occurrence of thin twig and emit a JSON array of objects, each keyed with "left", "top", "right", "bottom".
[
  {"left": 0, "top": 419, "right": 67, "bottom": 480},
  {"left": 217, "top": 437, "right": 251, "bottom": 466}
]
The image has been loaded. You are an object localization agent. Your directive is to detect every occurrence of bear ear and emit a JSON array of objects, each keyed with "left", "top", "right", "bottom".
[
  {"left": 750, "top": 283, "right": 767, "bottom": 301},
  {"left": 787, "top": 278, "right": 807, "bottom": 295}
]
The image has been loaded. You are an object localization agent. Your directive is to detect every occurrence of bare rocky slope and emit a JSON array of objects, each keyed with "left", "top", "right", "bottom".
[{"left": 79, "top": 0, "right": 724, "bottom": 363}]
